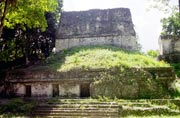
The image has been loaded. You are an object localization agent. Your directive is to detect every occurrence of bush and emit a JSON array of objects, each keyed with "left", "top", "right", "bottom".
[
  {"left": 147, "top": 50, "right": 159, "bottom": 58},
  {"left": 171, "top": 63, "right": 180, "bottom": 78},
  {"left": 0, "top": 98, "right": 36, "bottom": 116},
  {"left": 161, "top": 11, "right": 180, "bottom": 36}
]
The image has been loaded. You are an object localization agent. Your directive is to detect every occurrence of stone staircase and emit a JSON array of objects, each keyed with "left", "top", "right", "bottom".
[
  {"left": 118, "top": 100, "right": 180, "bottom": 116},
  {"left": 32, "top": 101, "right": 119, "bottom": 118},
  {"left": 31, "top": 99, "right": 180, "bottom": 118}
]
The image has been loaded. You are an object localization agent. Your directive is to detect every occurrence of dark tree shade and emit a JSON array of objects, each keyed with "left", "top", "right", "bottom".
[{"left": 0, "top": 12, "right": 58, "bottom": 70}]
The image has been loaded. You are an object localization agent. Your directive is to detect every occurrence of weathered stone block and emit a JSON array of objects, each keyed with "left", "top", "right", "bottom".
[
  {"left": 31, "top": 83, "right": 52, "bottom": 97},
  {"left": 3, "top": 67, "right": 175, "bottom": 98},
  {"left": 159, "top": 35, "right": 180, "bottom": 63},
  {"left": 59, "top": 83, "right": 80, "bottom": 97},
  {"left": 55, "top": 8, "right": 140, "bottom": 51},
  {"left": 90, "top": 67, "right": 175, "bottom": 99}
]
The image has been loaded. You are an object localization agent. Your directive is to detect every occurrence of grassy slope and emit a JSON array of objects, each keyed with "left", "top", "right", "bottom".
[{"left": 44, "top": 46, "right": 169, "bottom": 72}]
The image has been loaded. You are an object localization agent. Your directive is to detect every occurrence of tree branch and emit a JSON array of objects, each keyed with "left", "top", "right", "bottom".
[{"left": 0, "top": 0, "right": 9, "bottom": 37}]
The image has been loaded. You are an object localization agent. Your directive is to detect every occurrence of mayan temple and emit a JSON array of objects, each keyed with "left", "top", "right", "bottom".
[{"left": 55, "top": 8, "right": 140, "bottom": 51}]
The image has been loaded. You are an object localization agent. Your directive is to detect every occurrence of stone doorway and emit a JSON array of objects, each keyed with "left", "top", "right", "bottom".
[
  {"left": 25, "top": 85, "right": 31, "bottom": 97},
  {"left": 53, "top": 84, "right": 59, "bottom": 97},
  {"left": 80, "top": 83, "right": 90, "bottom": 97}
]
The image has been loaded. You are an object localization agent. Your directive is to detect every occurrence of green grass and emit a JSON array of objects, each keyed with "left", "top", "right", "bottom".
[
  {"left": 0, "top": 115, "right": 27, "bottom": 118},
  {"left": 125, "top": 116, "right": 180, "bottom": 118},
  {"left": 44, "top": 46, "right": 169, "bottom": 72}
]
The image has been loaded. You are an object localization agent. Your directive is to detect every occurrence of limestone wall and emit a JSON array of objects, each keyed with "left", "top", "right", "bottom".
[
  {"left": 90, "top": 67, "right": 176, "bottom": 99},
  {"left": 13, "top": 82, "right": 81, "bottom": 97},
  {"left": 31, "top": 83, "right": 52, "bottom": 97},
  {"left": 5, "top": 67, "right": 175, "bottom": 98},
  {"left": 15, "top": 83, "right": 25, "bottom": 96},
  {"left": 59, "top": 83, "right": 80, "bottom": 97},
  {"left": 14, "top": 83, "right": 52, "bottom": 97},
  {"left": 159, "top": 35, "right": 180, "bottom": 62},
  {"left": 56, "top": 8, "right": 140, "bottom": 51},
  {"left": 56, "top": 36, "right": 139, "bottom": 51}
]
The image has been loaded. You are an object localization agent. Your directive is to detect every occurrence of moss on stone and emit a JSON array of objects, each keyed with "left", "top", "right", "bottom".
[{"left": 90, "top": 66, "right": 172, "bottom": 99}]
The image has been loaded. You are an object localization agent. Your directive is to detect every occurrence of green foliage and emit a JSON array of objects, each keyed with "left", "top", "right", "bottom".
[
  {"left": 146, "top": 50, "right": 159, "bottom": 58},
  {"left": 161, "top": 12, "right": 180, "bottom": 36},
  {"left": 0, "top": 98, "right": 36, "bottom": 116},
  {"left": 121, "top": 99, "right": 180, "bottom": 117},
  {"left": 4, "top": 0, "right": 59, "bottom": 31},
  {"left": 47, "top": 97, "right": 61, "bottom": 104},
  {"left": 0, "top": 39, "right": 23, "bottom": 62},
  {"left": 171, "top": 79, "right": 180, "bottom": 98},
  {"left": 125, "top": 116, "right": 180, "bottom": 118},
  {"left": 45, "top": 46, "right": 169, "bottom": 72},
  {"left": 91, "top": 66, "right": 170, "bottom": 99},
  {"left": 171, "top": 63, "right": 180, "bottom": 78}
]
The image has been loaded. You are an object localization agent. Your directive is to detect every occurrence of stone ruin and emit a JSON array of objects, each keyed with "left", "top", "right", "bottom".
[
  {"left": 55, "top": 8, "right": 140, "bottom": 51},
  {"left": 159, "top": 35, "right": 180, "bottom": 63},
  {"left": 0, "top": 8, "right": 175, "bottom": 99}
]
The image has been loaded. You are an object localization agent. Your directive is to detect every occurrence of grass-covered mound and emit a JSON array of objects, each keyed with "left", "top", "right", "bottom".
[
  {"left": 45, "top": 46, "right": 169, "bottom": 72},
  {"left": 41, "top": 46, "right": 175, "bottom": 99}
]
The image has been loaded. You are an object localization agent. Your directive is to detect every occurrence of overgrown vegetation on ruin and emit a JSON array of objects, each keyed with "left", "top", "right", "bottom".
[
  {"left": 0, "top": 98, "right": 36, "bottom": 117},
  {"left": 44, "top": 46, "right": 169, "bottom": 72}
]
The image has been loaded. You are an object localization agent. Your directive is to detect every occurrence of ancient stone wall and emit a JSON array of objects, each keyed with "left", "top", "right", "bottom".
[
  {"left": 15, "top": 83, "right": 52, "bottom": 97},
  {"left": 13, "top": 82, "right": 81, "bottom": 97},
  {"left": 15, "top": 83, "right": 25, "bottom": 96},
  {"left": 90, "top": 67, "right": 176, "bottom": 99},
  {"left": 59, "top": 83, "right": 80, "bottom": 97},
  {"left": 4, "top": 67, "right": 176, "bottom": 98},
  {"left": 31, "top": 83, "right": 52, "bottom": 97},
  {"left": 159, "top": 35, "right": 180, "bottom": 63},
  {"left": 56, "top": 8, "right": 140, "bottom": 51}
]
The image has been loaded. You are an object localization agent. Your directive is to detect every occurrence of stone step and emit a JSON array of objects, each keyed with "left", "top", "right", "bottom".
[
  {"left": 123, "top": 105, "right": 169, "bottom": 110},
  {"left": 32, "top": 112, "right": 118, "bottom": 117},
  {"left": 119, "top": 103, "right": 152, "bottom": 107},
  {"left": 33, "top": 116, "right": 118, "bottom": 118},
  {"left": 35, "top": 108, "right": 118, "bottom": 111},
  {"left": 38, "top": 104, "right": 119, "bottom": 109},
  {"left": 50, "top": 101, "right": 118, "bottom": 104},
  {"left": 33, "top": 109, "right": 118, "bottom": 113},
  {"left": 121, "top": 105, "right": 180, "bottom": 116},
  {"left": 32, "top": 102, "right": 119, "bottom": 117}
]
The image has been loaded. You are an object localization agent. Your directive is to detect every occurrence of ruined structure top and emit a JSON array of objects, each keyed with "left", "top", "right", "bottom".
[
  {"left": 56, "top": 8, "right": 140, "bottom": 51},
  {"left": 159, "top": 35, "right": 180, "bottom": 63}
]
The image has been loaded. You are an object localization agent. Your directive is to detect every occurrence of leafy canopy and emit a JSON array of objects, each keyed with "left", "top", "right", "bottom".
[
  {"left": 3, "top": 0, "right": 58, "bottom": 31},
  {"left": 161, "top": 11, "right": 180, "bottom": 36}
]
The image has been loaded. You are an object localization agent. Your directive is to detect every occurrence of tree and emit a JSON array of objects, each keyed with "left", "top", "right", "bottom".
[
  {"left": 149, "top": 0, "right": 180, "bottom": 36},
  {"left": 0, "top": 0, "right": 18, "bottom": 37},
  {"left": 161, "top": 12, "right": 180, "bottom": 36},
  {"left": 0, "top": 0, "right": 59, "bottom": 37},
  {"left": 0, "top": 0, "right": 62, "bottom": 66}
]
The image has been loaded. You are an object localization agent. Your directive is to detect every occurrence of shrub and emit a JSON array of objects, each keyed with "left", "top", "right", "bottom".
[{"left": 0, "top": 98, "right": 36, "bottom": 116}]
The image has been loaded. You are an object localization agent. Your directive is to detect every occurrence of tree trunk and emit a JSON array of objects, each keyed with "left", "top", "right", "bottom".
[{"left": 0, "top": 0, "right": 9, "bottom": 38}]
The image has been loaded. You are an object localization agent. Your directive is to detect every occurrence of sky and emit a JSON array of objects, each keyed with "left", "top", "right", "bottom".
[{"left": 63, "top": 0, "right": 178, "bottom": 52}]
